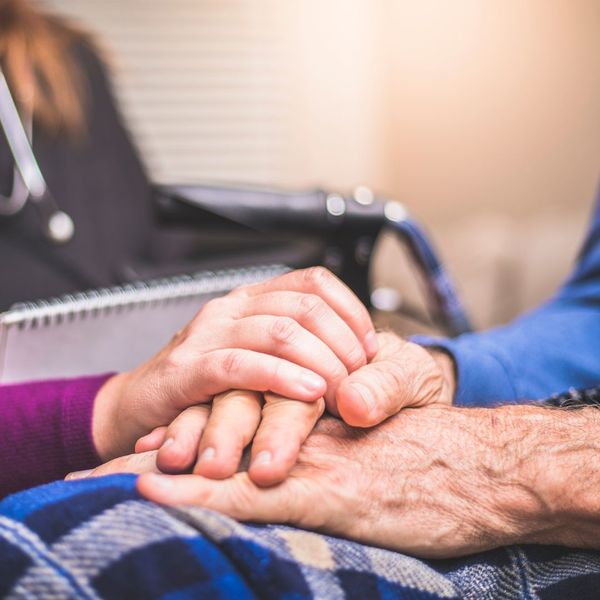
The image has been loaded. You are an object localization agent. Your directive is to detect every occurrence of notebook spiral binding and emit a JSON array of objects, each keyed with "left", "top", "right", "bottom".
[{"left": 4, "top": 264, "right": 289, "bottom": 330}]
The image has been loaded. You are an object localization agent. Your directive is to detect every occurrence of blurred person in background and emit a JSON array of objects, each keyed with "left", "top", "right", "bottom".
[
  {"left": 1, "top": 1, "right": 599, "bottom": 598},
  {"left": 0, "top": 0, "right": 153, "bottom": 310}
]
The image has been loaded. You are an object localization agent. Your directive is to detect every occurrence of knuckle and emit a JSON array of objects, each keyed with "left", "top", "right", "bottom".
[
  {"left": 270, "top": 317, "right": 299, "bottom": 345},
  {"left": 199, "top": 297, "right": 223, "bottom": 316},
  {"left": 373, "top": 363, "right": 408, "bottom": 414},
  {"left": 302, "top": 266, "right": 334, "bottom": 290},
  {"left": 330, "top": 362, "right": 349, "bottom": 383},
  {"left": 297, "top": 293, "right": 325, "bottom": 321},
  {"left": 164, "top": 346, "right": 191, "bottom": 372},
  {"left": 345, "top": 344, "right": 367, "bottom": 371},
  {"left": 228, "top": 284, "right": 251, "bottom": 299},
  {"left": 221, "top": 349, "right": 245, "bottom": 377},
  {"left": 228, "top": 475, "right": 258, "bottom": 514}
]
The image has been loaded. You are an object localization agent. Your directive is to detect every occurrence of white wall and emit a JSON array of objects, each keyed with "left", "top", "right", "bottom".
[{"left": 42, "top": 0, "right": 600, "bottom": 328}]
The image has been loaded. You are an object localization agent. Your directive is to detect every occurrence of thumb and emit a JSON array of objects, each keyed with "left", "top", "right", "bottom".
[
  {"left": 137, "top": 472, "right": 300, "bottom": 525},
  {"left": 336, "top": 334, "right": 444, "bottom": 427}
]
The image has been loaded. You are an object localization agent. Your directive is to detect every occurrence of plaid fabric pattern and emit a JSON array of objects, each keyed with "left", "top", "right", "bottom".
[{"left": 1, "top": 472, "right": 600, "bottom": 599}]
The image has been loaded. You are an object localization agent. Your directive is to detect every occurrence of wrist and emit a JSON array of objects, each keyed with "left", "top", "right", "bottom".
[
  {"left": 92, "top": 372, "right": 132, "bottom": 461},
  {"left": 426, "top": 350, "right": 456, "bottom": 405}
]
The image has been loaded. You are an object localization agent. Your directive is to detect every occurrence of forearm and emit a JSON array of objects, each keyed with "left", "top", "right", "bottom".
[{"left": 478, "top": 404, "right": 600, "bottom": 549}]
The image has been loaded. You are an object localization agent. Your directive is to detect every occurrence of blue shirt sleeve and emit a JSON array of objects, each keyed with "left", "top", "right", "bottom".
[{"left": 413, "top": 192, "right": 600, "bottom": 406}]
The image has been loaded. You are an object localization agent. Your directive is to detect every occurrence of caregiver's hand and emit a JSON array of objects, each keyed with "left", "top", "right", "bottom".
[
  {"left": 135, "top": 405, "right": 540, "bottom": 559},
  {"left": 92, "top": 267, "right": 377, "bottom": 461}
]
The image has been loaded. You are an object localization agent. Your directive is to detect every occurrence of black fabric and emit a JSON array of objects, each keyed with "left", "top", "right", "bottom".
[
  {"left": 543, "top": 386, "right": 600, "bottom": 409},
  {"left": 0, "top": 38, "right": 154, "bottom": 311}
]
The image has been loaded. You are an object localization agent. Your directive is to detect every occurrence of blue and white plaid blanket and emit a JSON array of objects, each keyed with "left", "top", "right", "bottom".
[{"left": 1, "top": 473, "right": 600, "bottom": 599}]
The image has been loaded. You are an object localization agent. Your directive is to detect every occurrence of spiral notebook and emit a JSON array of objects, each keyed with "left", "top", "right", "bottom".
[{"left": 0, "top": 264, "right": 288, "bottom": 384}]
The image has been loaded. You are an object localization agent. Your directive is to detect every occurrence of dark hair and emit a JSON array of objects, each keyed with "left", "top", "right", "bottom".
[{"left": 0, "top": 0, "right": 94, "bottom": 135}]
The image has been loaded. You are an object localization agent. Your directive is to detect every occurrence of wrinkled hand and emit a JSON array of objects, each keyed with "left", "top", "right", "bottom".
[
  {"left": 134, "top": 405, "right": 541, "bottom": 559},
  {"left": 93, "top": 267, "right": 377, "bottom": 461},
  {"left": 82, "top": 404, "right": 538, "bottom": 558},
  {"left": 334, "top": 330, "right": 454, "bottom": 426}
]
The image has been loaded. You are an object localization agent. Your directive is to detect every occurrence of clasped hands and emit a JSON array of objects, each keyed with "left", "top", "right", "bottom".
[
  {"left": 74, "top": 267, "right": 473, "bottom": 555},
  {"left": 88, "top": 267, "right": 452, "bottom": 484},
  {"left": 67, "top": 267, "right": 599, "bottom": 559}
]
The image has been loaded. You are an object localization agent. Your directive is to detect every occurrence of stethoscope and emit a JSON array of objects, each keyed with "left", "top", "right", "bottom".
[{"left": 0, "top": 69, "right": 75, "bottom": 244}]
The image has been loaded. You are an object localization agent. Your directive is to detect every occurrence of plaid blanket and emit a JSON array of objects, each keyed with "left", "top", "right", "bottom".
[{"left": 1, "top": 473, "right": 600, "bottom": 599}]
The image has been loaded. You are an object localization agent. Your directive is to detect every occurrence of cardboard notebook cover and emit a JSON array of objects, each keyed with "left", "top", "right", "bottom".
[{"left": 0, "top": 265, "right": 287, "bottom": 384}]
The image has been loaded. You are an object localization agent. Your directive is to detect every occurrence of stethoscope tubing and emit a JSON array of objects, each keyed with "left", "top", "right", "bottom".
[{"left": 0, "top": 68, "right": 74, "bottom": 243}]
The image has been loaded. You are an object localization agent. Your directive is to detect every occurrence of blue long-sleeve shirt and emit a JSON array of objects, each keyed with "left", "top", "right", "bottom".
[{"left": 414, "top": 192, "right": 600, "bottom": 406}]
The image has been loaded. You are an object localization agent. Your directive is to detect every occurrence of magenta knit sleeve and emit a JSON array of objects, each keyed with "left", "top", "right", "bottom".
[{"left": 0, "top": 374, "right": 113, "bottom": 497}]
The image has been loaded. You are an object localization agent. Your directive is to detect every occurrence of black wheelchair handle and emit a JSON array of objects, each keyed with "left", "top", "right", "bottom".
[
  {"left": 154, "top": 183, "right": 386, "bottom": 234},
  {"left": 153, "top": 183, "right": 472, "bottom": 336}
]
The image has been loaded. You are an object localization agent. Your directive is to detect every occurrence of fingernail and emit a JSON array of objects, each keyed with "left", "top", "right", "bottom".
[
  {"left": 350, "top": 382, "right": 376, "bottom": 415},
  {"left": 66, "top": 469, "right": 93, "bottom": 481},
  {"left": 364, "top": 331, "right": 379, "bottom": 357},
  {"left": 300, "top": 372, "right": 325, "bottom": 393},
  {"left": 199, "top": 447, "right": 216, "bottom": 462},
  {"left": 252, "top": 450, "right": 272, "bottom": 467}
]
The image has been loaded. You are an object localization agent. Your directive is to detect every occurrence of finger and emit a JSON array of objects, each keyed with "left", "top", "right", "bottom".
[
  {"left": 190, "top": 349, "right": 326, "bottom": 405},
  {"left": 137, "top": 472, "right": 298, "bottom": 524},
  {"left": 66, "top": 451, "right": 161, "bottom": 479},
  {"left": 336, "top": 333, "right": 443, "bottom": 427},
  {"left": 135, "top": 426, "right": 168, "bottom": 453},
  {"left": 194, "top": 390, "right": 262, "bottom": 479},
  {"left": 232, "top": 291, "right": 367, "bottom": 372},
  {"left": 249, "top": 393, "right": 325, "bottom": 487},
  {"left": 65, "top": 469, "right": 94, "bottom": 480},
  {"left": 157, "top": 406, "right": 212, "bottom": 474},
  {"left": 222, "top": 315, "right": 348, "bottom": 409},
  {"left": 232, "top": 267, "right": 378, "bottom": 359}
]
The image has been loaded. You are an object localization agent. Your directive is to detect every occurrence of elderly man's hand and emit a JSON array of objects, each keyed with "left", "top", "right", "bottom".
[
  {"left": 131, "top": 406, "right": 497, "bottom": 557},
  {"left": 132, "top": 403, "right": 576, "bottom": 559},
  {"left": 84, "top": 403, "right": 600, "bottom": 558},
  {"left": 334, "top": 330, "right": 455, "bottom": 426}
]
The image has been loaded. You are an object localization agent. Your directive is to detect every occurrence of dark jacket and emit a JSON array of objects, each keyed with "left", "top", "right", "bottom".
[{"left": 0, "top": 40, "right": 154, "bottom": 310}]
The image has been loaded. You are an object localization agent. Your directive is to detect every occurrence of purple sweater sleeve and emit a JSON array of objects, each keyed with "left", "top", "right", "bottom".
[{"left": 0, "top": 374, "right": 113, "bottom": 497}]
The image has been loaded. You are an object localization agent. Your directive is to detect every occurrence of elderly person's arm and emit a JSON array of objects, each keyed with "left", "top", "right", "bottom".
[
  {"left": 133, "top": 399, "right": 600, "bottom": 558},
  {"left": 413, "top": 194, "right": 600, "bottom": 406}
]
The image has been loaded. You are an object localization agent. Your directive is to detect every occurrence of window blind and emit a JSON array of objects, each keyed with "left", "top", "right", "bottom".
[{"left": 44, "top": 0, "right": 290, "bottom": 185}]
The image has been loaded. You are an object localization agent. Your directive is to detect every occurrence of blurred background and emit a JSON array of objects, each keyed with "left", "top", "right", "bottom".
[{"left": 42, "top": 0, "right": 600, "bottom": 330}]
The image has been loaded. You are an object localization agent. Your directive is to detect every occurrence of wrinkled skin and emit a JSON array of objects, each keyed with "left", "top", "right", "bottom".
[{"left": 90, "top": 404, "right": 560, "bottom": 558}]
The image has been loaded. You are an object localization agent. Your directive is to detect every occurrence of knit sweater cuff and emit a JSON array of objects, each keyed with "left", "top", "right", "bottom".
[
  {"left": 60, "top": 375, "right": 112, "bottom": 474},
  {"left": 0, "top": 373, "right": 114, "bottom": 497}
]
